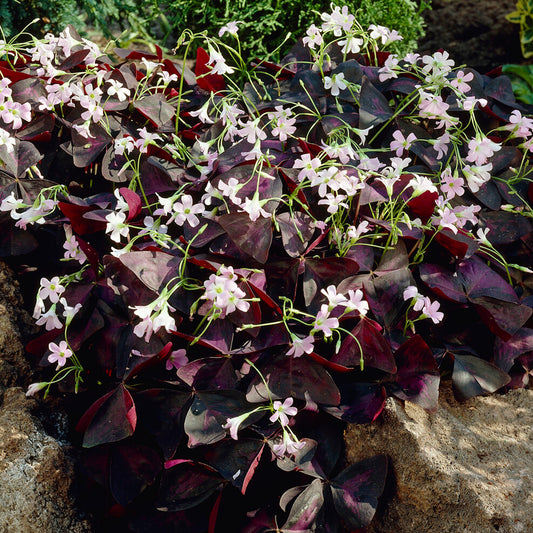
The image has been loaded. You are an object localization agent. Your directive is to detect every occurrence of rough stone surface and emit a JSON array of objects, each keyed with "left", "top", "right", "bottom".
[
  {"left": 345, "top": 384, "right": 533, "bottom": 533},
  {"left": 0, "top": 260, "right": 92, "bottom": 533}
]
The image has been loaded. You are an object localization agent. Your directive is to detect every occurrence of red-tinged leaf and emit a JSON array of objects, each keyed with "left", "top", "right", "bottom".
[
  {"left": 203, "top": 438, "right": 265, "bottom": 494},
  {"left": 0, "top": 139, "right": 42, "bottom": 177},
  {"left": 478, "top": 211, "right": 533, "bottom": 245},
  {"left": 177, "top": 357, "right": 238, "bottom": 390},
  {"left": 77, "top": 384, "right": 137, "bottom": 447},
  {"left": 363, "top": 268, "right": 415, "bottom": 329},
  {"left": 58, "top": 201, "right": 106, "bottom": 234},
  {"left": 25, "top": 328, "right": 64, "bottom": 356},
  {"left": 358, "top": 76, "right": 393, "bottom": 129},
  {"left": 484, "top": 76, "right": 518, "bottom": 107},
  {"left": 407, "top": 190, "right": 439, "bottom": 221},
  {"left": 374, "top": 239, "right": 409, "bottom": 274},
  {"left": 277, "top": 211, "right": 315, "bottom": 258},
  {"left": 0, "top": 65, "right": 33, "bottom": 83},
  {"left": 434, "top": 228, "right": 479, "bottom": 258},
  {"left": 156, "top": 461, "right": 224, "bottom": 512},
  {"left": 322, "top": 383, "right": 387, "bottom": 424},
  {"left": 134, "top": 388, "right": 191, "bottom": 460},
  {"left": 494, "top": 327, "right": 533, "bottom": 372},
  {"left": 101, "top": 148, "right": 132, "bottom": 183},
  {"left": 306, "top": 350, "right": 353, "bottom": 373},
  {"left": 184, "top": 390, "right": 258, "bottom": 447},
  {"left": 109, "top": 441, "right": 161, "bottom": 505},
  {"left": 458, "top": 256, "right": 519, "bottom": 303},
  {"left": 133, "top": 94, "right": 175, "bottom": 128},
  {"left": 118, "top": 187, "right": 142, "bottom": 220},
  {"left": 208, "top": 491, "right": 223, "bottom": 533},
  {"left": 392, "top": 335, "right": 440, "bottom": 411},
  {"left": 57, "top": 49, "right": 90, "bottom": 70},
  {"left": 303, "top": 257, "right": 360, "bottom": 310},
  {"left": 332, "top": 318, "right": 396, "bottom": 373},
  {"left": 124, "top": 342, "right": 174, "bottom": 382},
  {"left": 195, "top": 47, "right": 225, "bottom": 93},
  {"left": 419, "top": 263, "right": 467, "bottom": 304},
  {"left": 282, "top": 478, "right": 324, "bottom": 531},
  {"left": 218, "top": 212, "right": 272, "bottom": 264},
  {"left": 76, "top": 235, "right": 99, "bottom": 277},
  {"left": 16, "top": 113, "right": 55, "bottom": 142},
  {"left": 67, "top": 305, "right": 105, "bottom": 351},
  {"left": 471, "top": 296, "right": 532, "bottom": 341},
  {"left": 246, "top": 356, "right": 340, "bottom": 406},
  {"left": 451, "top": 354, "right": 510, "bottom": 400},
  {"left": 330, "top": 455, "right": 388, "bottom": 530}
]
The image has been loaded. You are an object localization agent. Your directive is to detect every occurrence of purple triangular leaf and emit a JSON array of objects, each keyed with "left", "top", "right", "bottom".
[
  {"left": 330, "top": 455, "right": 388, "bottom": 530},
  {"left": 494, "top": 327, "right": 533, "bottom": 372},
  {"left": 452, "top": 354, "right": 511, "bottom": 401},
  {"left": 359, "top": 76, "right": 393, "bottom": 129},
  {"left": 133, "top": 93, "right": 175, "bottom": 128},
  {"left": 282, "top": 478, "right": 324, "bottom": 531},
  {"left": 419, "top": 263, "right": 467, "bottom": 304}
]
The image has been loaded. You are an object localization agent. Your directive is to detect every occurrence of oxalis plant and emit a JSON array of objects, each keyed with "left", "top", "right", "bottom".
[{"left": 1, "top": 4, "right": 533, "bottom": 531}]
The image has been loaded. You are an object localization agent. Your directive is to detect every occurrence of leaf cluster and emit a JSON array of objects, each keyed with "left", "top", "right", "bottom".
[{"left": 0, "top": 15, "right": 532, "bottom": 533}]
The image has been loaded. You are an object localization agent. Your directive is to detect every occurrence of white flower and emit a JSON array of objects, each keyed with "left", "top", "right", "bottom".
[
  {"left": 324, "top": 72, "right": 347, "bottom": 96},
  {"left": 106, "top": 79, "right": 130, "bottom": 101},
  {"left": 105, "top": 211, "right": 129, "bottom": 242}
]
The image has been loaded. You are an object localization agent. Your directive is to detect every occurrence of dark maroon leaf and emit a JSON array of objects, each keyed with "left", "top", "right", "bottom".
[
  {"left": 392, "top": 335, "right": 440, "bottom": 411},
  {"left": 484, "top": 76, "right": 518, "bottom": 107},
  {"left": 0, "top": 139, "right": 42, "bottom": 177},
  {"left": 451, "top": 354, "right": 510, "bottom": 400},
  {"left": 58, "top": 49, "right": 91, "bottom": 70},
  {"left": 282, "top": 478, "right": 324, "bottom": 531},
  {"left": 246, "top": 356, "right": 340, "bottom": 406},
  {"left": 71, "top": 122, "right": 113, "bottom": 168},
  {"left": 419, "top": 263, "right": 467, "bottom": 304},
  {"left": 330, "top": 455, "right": 388, "bottom": 530},
  {"left": 0, "top": 225, "right": 38, "bottom": 256},
  {"left": 124, "top": 342, "right": 176, "bottom": 382},
  {"left": 184, "top": 390, "right": 258, "bottom": 447},
  {"left": 203, "top": 438, "right": 265, "bottom": 494},
  {"left": 332, "top": 318, "right": 396, "bottom": 373},
  {"left": 478, "top": 211, "right": 533, "bottom": 245},
  {"left": 77, "top": 384, "right": 137, "bottom": 448},
  {"left": 359, "top": 76, "right": 393, "bottom": 129},
  {"left": 134, "top": 388, "right": 191, "bottom": 460},
  {"left": 457, "top": 256, "right": 519, "bottom": 303},
  {"left": 374, "top": 240, "right": 409, "bottom": 274},
  {"left": 110, "top": 441, "right": 161, "bottom": 505},
  {"left": 322, "top": 382, "right": 387, "bottom": 424},
  {"left": 276, "top": 211, "right": 315, "bottom": 258},
  {"left": 16, "top": 113, "right": 55, "bottom": 142},
  {"left": 156, "top": 461, "right": 224, "bottom": 512},
  {"left": 173, "top": 318, "right": 234, "bottom": 353},
  {"left": 363, "top": 268, "right": 415, "bottom": 328},
  {"left": 176, "top": 357, "right": 238, "bottom": 390},
  {"left": 133, "top": 94, "right": 175, "bottom": 128},
  {"left": 303, "top": 257, "right": 360, "bottom": 309},
  {"left": 471, "top": 296, "right": 532, "bottom": 341},
  {"left": 11, "top": 77, "right": 46, "bottom": 105},
  {"left": 218, "top": 213, "right": 272, "bottom": 263},
  {"left": 494, "top": 328, "right": 533, "bottom": 372}
]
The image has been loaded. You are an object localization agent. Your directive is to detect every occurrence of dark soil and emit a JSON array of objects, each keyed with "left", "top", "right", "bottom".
[{"left": 418, "top": 0, "right": 523, "bottom": 73}]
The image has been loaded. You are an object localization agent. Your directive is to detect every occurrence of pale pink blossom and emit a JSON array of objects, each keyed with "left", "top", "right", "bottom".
[
  {"left": 287, "top": 335, "right": 314, "bottom": 357},
  {"left": 293, "top": 154, "right": 321, "bottom": 182},
  {"left": 303, "top": 24, "right": 324, "bottom": 49},
  {"left": 422, "top": 297, "right": 444, "bottom": 324},
  {"left": 270, "top": 397, "right": 298, "bottom": 427},
  {"left": 390, "top": 130, "right": 416, "bottom": 156},
  {"left": 171, "top": 194, "right": 204, "bottom": 227},
  {"left": 342, "top": 289, "right": 369, "bottom": 315},
  {"left": 219, "top": 21, "right": 241, "bottom": 37},
  {"left": 48, "top": 340, "right": 73, "bottom": 368},
  {"left": 39, "top": 276, "right": 65, "bottom": 303},
  {"left": 166, "top": 349, "right": 189, "bottom": 371},
  {"left": 312, "top": 304, "right": 339, "bottom": 337},
  {"left": 35, "top": 307, "right": 62, "bottom": 330},
  {"left": 450, "top": 70, "right": 474, "bottom": 93}
]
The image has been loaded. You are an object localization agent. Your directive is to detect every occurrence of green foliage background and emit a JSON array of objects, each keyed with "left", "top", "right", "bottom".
[{"left": 0, "top": 0, "right": 429, "bottom": 59}]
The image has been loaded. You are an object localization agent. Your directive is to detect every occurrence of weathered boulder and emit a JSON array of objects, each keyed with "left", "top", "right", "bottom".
[
  {"left": 0, "top": 261, "right": 92, "bottom": 533},
  {"left": 345, "top": 384, "right": 533, "bottom": 533}
]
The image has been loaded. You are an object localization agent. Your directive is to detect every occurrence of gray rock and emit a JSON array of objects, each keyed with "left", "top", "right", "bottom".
[
  {"left": 345, "top": 384, "right": 533, "bottom": 533},
  {"left": 0, "top": 261, "right": 92, "bottom": 533}
]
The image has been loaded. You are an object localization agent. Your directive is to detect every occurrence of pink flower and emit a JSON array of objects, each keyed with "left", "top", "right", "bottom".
[
  {"left": 321, "top": 285, "right": 347, "bottom": 310},
  {"left": 303, "top": 24, "right": 324, "bottom": 49},
  {"left": 171, "top": 194, "right": 204, "bottom": 227},
  {"left": 312, "top": 305, "right": 339, "bottom": 337},
  {"left": 166, "top": 349, "right": 188, "bottom": 371},
  {"left": 287, "top": 335, "right": 314, "bottom": 358},
  {"left": 403, "top": 285, "right": 425, "bottom": 311},
  {"left": 466, "top": 135, "right": 501, "bottom": 166},
  {"left": 26, "top": 382, "right": 47, "bottom": 398},
  {"left": 39, "top": 276, "right": 65, "bottom": 303},
  {"left": 48, "top": 340, "right": 73, "bottom": 368},
  {"left": 422, "top": 297, "right": 444, "bottom": 324},
  {"left": 35, "top": 307, "right": 62, "bottom": 331},
  {"left": 269, "top": 397, "right": 298, "bottom": 427},
  {"left": 450, "top": 70, "right": 474, "bottom": 94},
  {"left": 223, "top": 412, "right": 249, "bottom": 440},
  {"left": 343, "top": 289, "right": 369, "bottom": 315},
  {"left": 271, "top": 430, "right": 306, "bottom": 457},
  {"left": 390, "top": 130, "right": 417, "bottom": 157},
  {"left": 293, "top": 154, "right": 321, "bottom": 182},
  {"left": 219, "top": 21, "right": 241, "bottom": 37},
  {"left": 440, "top": 168, "right": 464, "bottom": 199}
]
